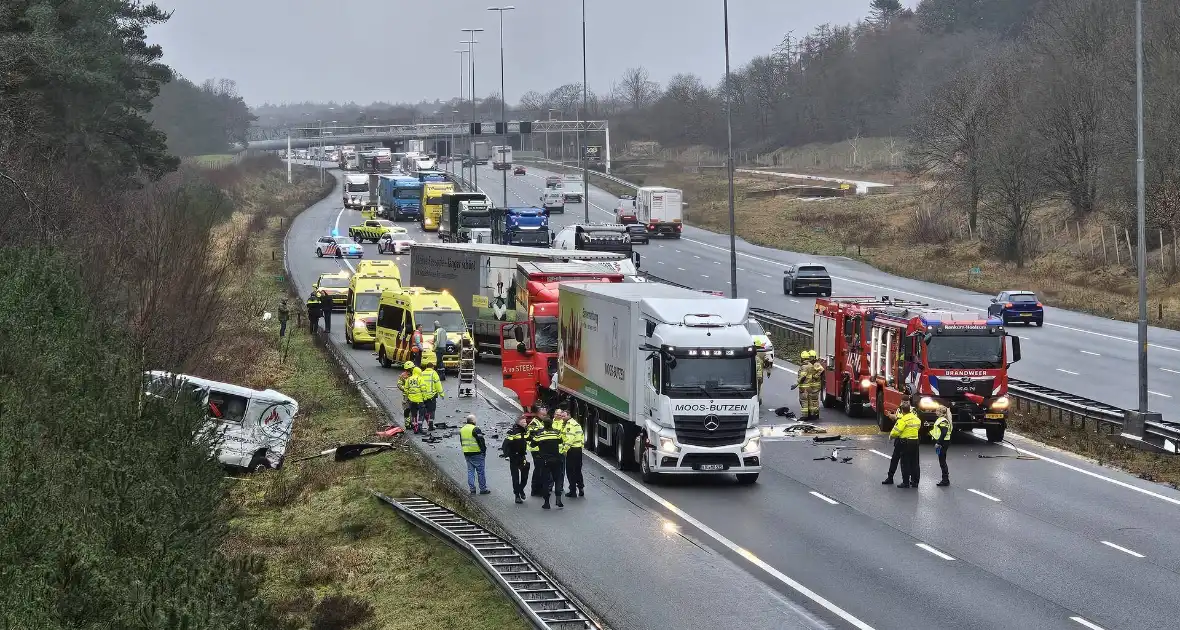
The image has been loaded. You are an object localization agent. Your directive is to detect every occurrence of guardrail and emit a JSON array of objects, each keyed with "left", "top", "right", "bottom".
[
  {"left": 518, "top": 157, "right": 640, "bottom": 191},
  {"left": 640, "top": 272, "right": 1180, "bottom": 450},
  {"left": 374, "top": 493, "right": 600, "bottom": 630}
]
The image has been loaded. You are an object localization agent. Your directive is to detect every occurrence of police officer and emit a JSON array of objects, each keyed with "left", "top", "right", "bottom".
[
  {"left": 562, "top": 411, "right": 585, "bottom": 498},
  {"left": 318, "top": 290, "right": 333, "bottom": 333},
  {"left": 890, "top": 401, "right": 922, "bottom": 488},
  {"left": 305, "top": 290, "right": 321, "bottom": 334},
  {"left": 525, "top": 408, "right": 547, "bottom": 497},
  {"left": 405, "top": 364, "right": 425, "bottom": 433},
  {"left": 502, "top": 416, "right": 531, "bottom": 503},
  {"left": 397, "top": 362, "right": 414, "bottom": 426},
  {"left": 530, "top": 416, "right": 565, "bottom": 510},
  {"left": 459, "top": 415, "right": 490, "bottom": 495},
  {"left": 419, "top": 358, "right": 444, "bottom": 432},
  {"left": 931, "top": 406, "right": 953, "bottom": 487}
]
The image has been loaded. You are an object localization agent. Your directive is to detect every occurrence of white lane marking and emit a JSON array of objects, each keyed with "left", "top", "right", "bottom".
[
  {"left": 1161, "top": 367, "right": 1180, "bottom": 374},
  {"left": 737, "top": 267, "right": 745, "bottom": 271},
  {"left": 1070, "top": 616, "right": 1107, "bottom": 630},
  {"left": 701, "top": 275, "right": 710, "bottom": 279},
  {"left": 714, "top": 260, "right": 722, "bottom": 265},
  {"left": 680, "top": 235, "right": 1180, "bottom": 352},
  {"left": 473, "top": 374, "right": 878, "bottom": 630},
  {"left": 693, "top": 255, "right": 701, "bottom": 259},
  {"left": 772, "top": 364, "right": 799, "bottom": 375},
  {"left": 997, "top": 441, "right": 1180, "bottom": 507},
  {"left": 869, "top": 449, "right": 891, "bottom": 459},
  {"left": 675, "top": 249, "right": 682, "bottom": 253},
  {"left": 809, "top": 491, "right": 840, "bottom": 505},
  {"left": 967, "top": 489, "right": 1001, "bottom": 502},
  {"left": 657, "top": 260, "right": 665, "bottom": 265},
  {"left": 333, "top": 208, "right": 356, "bottom": 273},
  {"left": 1149, "top": 390, "right": 1172, "bottom": 398},
  {"left": 1080, "top": 350, "right": 1100, "bottom": 356},
  {"left": 1056, "top": 368, "right": 1079, "bottom": 375},
  {"left": 757, "top": 290, "right": 767, "bottom": 294},
  {"left": 915, "top": 543, "right": 955, "bottom": 560},
  {"left": 677, "top": 267, "right": 686, "bottom": 271},
  {"left": 1100, "top": 541, "right": 1145, "bottom": 558}
]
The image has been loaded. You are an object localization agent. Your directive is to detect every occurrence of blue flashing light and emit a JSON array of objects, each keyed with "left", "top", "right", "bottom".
[
  {"left": 331, "top": 229, "right": 339, "bottom": 237},
  {"left": 986, "top": 317, "right": 1003, "bottom": 326},
  {"left": 922, "top": 318, "right": 941, "bottom": 328}
]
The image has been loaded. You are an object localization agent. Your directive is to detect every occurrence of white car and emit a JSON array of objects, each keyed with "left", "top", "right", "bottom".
[
  {"left": 745, "top": 318, "right": 774, "bottom": 363},
  {"left": 378, "top": 231, "right": 415, "bottom": 255}
]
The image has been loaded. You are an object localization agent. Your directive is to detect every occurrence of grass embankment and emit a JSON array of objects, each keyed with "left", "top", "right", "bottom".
[
  {"left": 192, "top": 153, "right": 235, "bottom": 167},
  {"left": 212, "top": 162, "right": 527, "bottom": 629}
]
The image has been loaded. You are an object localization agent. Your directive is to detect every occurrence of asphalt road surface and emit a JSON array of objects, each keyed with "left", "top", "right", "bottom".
[
  {"left": 476, "top": 161, "right": 1180, "bottom": 421},
  {"left": 287, "top": 165, "right": 1180, "bottom": 630}
]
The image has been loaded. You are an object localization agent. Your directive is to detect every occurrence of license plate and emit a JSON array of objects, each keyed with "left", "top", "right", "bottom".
[
  {"left": 985, "top": 413, "right": 1005, "bottom": 419},
  {"left": 1020, "top": 313, "right": 1032, "bottom": 317},
  {"left": 698, "top": 464, "right": 726, "bottom": 471}
]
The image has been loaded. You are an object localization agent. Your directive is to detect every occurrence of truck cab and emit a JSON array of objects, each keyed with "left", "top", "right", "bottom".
[
  {"left": 439, "top": 192, "right": 493, "bottom": 243},
  {"left": 343, "top": 174, "right": 369, "bottom": 209},
  {"left": 502, "top": 207, "right": 550, "bottom": 247},
  {"left": 379, "top": 175, "right": 423, "bottom": 221},
  {"left": 552, "top": 224, "right": 635, "bottom": 255},
  {"left": 421, "top": 181, "right": 456, "bottom": 231}
]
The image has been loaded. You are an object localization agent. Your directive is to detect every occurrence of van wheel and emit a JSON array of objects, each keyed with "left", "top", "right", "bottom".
[
  {"left": 736, "top": 473, "right": 759, "bottom": 485},
  {"left": 248, "top": 452, "right": 271, "bottom": 473},
  {"left": 378, "top": 347, "right": 392, "bottom": 368}
]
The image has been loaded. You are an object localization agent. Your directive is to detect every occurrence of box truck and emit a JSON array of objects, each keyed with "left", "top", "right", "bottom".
[
  {"left": 501, "top": 283, "right": 761, "bottom": 484},
  {"left": 636, "top": 186, "right": 684, "bottom": 238}
]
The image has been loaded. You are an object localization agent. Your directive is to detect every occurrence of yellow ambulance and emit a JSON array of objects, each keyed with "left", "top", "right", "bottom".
[
  {"left": 344, "top": 269, "right": 402, "bottom": 347},
  {"left": 373, "top": 287, "right": 469, "bottom": 372}
]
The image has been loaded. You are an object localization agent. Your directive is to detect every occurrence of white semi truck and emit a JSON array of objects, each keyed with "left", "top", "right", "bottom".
[{"left": 542, "top": 282, "right": 761, "bottom": 484}]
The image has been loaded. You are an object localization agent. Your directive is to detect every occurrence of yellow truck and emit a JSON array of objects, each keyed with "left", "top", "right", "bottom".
[
  {"left": 349, "top": 218, "right": 398, "bottom": 243},
  {"left": 373, "top": 287, "right": 470, "bottom": 373},
  {"left": 344, "top": 270, "right": 401, "bottom": 348},
  {"left": 420, "top": 181, "right": 455, "bottom": 232}
]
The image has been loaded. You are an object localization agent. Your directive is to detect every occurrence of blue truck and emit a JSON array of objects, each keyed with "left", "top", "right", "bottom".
[
  {"left": 500, "top": 207, "right": 551, "bottom": 247},
  {"left": 379, "top": 175, "right": 423, "bottom": 222}
]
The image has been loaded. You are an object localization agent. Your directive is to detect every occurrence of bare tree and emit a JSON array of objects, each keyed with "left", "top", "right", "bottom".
[{"left": 614, "top": 66, "right": 660, "bottom": 111}]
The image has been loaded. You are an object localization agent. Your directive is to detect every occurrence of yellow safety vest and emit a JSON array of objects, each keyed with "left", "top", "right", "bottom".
[
  {"left": 563, "top": 418, "right": 585, "bottom": 450},
  {"left": 930, "top": 415, "right": 953, "bottom": 442},
  {"left": 406, "top": 370, "right": 424, "bottom": 403},
  {"left": 890, "top": 411, "right": 922, "bottom": 440},
  {"left": 460, "top": 424, "right": 481, "bottom": 453},
  {"left": 420, "top": 368, "right": 443, "bottom": 399},
  {"left": 525, "top": 418, "right": 543, "bottom": 452}
]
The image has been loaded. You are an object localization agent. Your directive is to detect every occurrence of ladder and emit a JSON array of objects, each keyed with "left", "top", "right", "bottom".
[
  {"left": 457, "top": 344, "right": 476, "bottom": 397},
  {"left": 375, "top": 494, "right": 599, "bottom": 630}
]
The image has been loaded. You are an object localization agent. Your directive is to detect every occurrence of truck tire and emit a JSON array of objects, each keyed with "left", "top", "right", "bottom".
[
  {"left": 842, "top": 381, "right": 860, "bottom": 418},
  {"left": 821, "top": 380, "right": 839, "bottom": 408},
  {"left": 986, "top": 426, "right": 1006, "bottom": 443},
  {"left": 876, "top": 393, "right": 890, "bottom": 432},
  {"left": 614, "top": 423, "right": 636, "bottom": 471},
  {"left": 639, "top": 437, "right": 660, "bottom": 484},
  {"left": 736, "top": 473, "right": 759, "bottom": 485}
]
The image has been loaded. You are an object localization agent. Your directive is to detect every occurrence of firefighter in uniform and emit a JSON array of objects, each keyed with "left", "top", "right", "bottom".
[
  {"left": 397, "top": 363, "right": 413, "bottom": 426},
  {"left": 419, "top": 358, "right": 444, "bottom": 432},
  {"left": 530, "top": 416, "right": 565, "bottom": 510},
  {"left": 931, "top": 406, "right": 953, "bottom": 487},
  {"left": 525, "top": 410, "right": 546, "bottom": 497},
  {"left": 562, "top": 411, "right": 585, "bottom": 498},
  {"left": 794, "top": 350, "right": 821, "bottom": 420},
  {"left": 405, "top": 364, "right": 425, "bottom": 433},
  {"left": 754, "top": 339, "right": 767, "bottom": 404},
  {"left": 502, "top": 416, "right": 531, "bottom": 503},
  {"left": 305, "top": 290, "right": 321, "bottom": 334},
  {"left": 890, "top": 401, "right": 922, "bottom": 488}
]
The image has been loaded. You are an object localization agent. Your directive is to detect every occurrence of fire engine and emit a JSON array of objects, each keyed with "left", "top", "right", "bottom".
[
  {"left": 812, "top": 296, "right": 1021, "bottom": 442},
  {"left": 500, "top": 262, "right": 624, "bottom": 410}
]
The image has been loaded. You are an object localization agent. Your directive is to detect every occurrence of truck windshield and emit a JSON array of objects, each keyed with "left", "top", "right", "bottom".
[
  {"left": 416, "top": 311, "right": 466, "bottom": 332},
  {"left": 534, "top": 317, "right": 558, "bottom": 353},
  {"left": 346, "top": 183, "right": 368, "bottom": 192},
  {"left": 925, "top": 335, "right": 1002, "bottom": 369},
  {"left": 394, "top": 189, "right": 420, "bottom": 199},
  {"left": 664, "top": 357, "right": 755, "bottom": 396},
  {"left": 461, "top": 215, "right": 491, "bottom": 228},
  {"left": 353, "top": 293, "right": 380, "bottom": 312}
]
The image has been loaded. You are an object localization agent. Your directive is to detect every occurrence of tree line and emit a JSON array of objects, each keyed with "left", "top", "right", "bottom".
[{"left": 0, "top": 2, "right": 289, "bottom": 628}]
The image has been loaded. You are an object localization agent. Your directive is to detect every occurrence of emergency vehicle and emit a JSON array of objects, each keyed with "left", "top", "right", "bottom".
[
  {"left": 354, "top": 259, "right": 402, "bottom": 282},
  {"left": 344, "top": 266, "right": 402, "bottom": 347},
  {"left": 500, "top": 261, "right": 624, "bottom": 410},
  {"left": 348, "top": 219, "right": 398, "bottom": 243},
  {"left": 812, "top": 296, "right": 1021, "bottom": 442},
  {"left": 312, "top": 270, "right": 351, "bottom": 307},
  {"left": 373, "top": 287, "right": 470, "bottom": 374}
]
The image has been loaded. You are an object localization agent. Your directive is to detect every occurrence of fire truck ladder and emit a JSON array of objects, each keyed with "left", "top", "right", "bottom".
[{"left": 373, "top": 493, "right": 600, "bottom": 630}]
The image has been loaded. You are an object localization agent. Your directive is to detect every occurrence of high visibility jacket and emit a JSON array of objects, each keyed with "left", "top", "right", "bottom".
[
  {"left": 525, "top": 418, "right": 543, "bottom": 452},
  {"left": 396, "top": 373, "right": 411, "bottom": 401},
  {"left": 502, "top": 426, "right": 528, "bottom": 458},
  {"left": 459, "top": 424, "right": 482, "bottom": 453},
  {"left": 930, "top": 415, "right": 953, "bottom": 443},
  {"left": 802, "top": 362, "right": 823, "bottom": 390},
  {"left": 890, "top": 411, "right": 922, "bottom": 440},
  {"left": 411, "top": 330, "right": 423, "bottom": 349},
  {"left": 306, "top": 294, "right": 321, "bottom": 309},
  {"left": 531, "top": 428, "right": 563, "bottom": 457},
  {"left": 563, "top": 418, "right": 585, "bottom": 451},
  {"left": 420, "top": 368, "right": 443, "bottom": 399},
  {"left": 406, "top": 368, "right": 425, "bottom": 403},
  {"left": 755, "top": 355, "right": 764, "bottom": 381}
]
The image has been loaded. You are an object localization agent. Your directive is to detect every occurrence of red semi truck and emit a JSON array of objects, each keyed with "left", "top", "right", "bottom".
[{"left": 500, "top": 261, "right": 624, "bottom": 410}]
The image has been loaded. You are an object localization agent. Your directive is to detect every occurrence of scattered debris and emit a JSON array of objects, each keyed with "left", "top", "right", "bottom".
[{"left": 291, "top": 442, "right": 396, "bottom": 464}]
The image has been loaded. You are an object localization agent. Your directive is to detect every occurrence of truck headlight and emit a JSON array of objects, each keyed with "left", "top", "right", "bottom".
[
  {"left": 918, "top": 396, "right": 940, "bottom": 411},
  {"left": 860, "top": 378, "right": 872, "bottom": 390},
  {"left": 990, "top": 396, "right": 1010, "bottom": 410},
  {"left": 658, "top": 437, "right": 678, "bottom": 453},
  {"left": 743, "top": 436, "right": 760, "bottom": 453},
  {"left": 354, "top": 320, "right": 367, "bottom": 330}
]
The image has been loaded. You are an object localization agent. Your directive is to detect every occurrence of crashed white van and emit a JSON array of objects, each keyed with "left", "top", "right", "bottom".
[{"left": 143, "top": 371, "right": 299, "bottom": 472}]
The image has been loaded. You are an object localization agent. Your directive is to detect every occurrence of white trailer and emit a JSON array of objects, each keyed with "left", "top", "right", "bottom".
[
  {"left": 636, "top": 186, "right": 683, "bottom": 238},
  {"left": 492, "top": 145, "right": 513, "bottom": 170},
  {"left": 551, "top": 283, "right": 761, "bottom": 483},
  {"left": 343, "top": 174, "right": 369, "bottom": 209}
]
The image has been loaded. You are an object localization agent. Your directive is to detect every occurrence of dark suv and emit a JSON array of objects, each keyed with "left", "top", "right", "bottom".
[{"left": 783, "top": 263, "right": 832, "bottom": 296}]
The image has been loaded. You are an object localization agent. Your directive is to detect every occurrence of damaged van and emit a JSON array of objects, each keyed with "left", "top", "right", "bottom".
[{"left": 144, "top": 371, "right": 299, "bottom": 472}]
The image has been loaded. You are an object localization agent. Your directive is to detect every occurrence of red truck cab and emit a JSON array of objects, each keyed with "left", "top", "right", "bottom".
[{"left": 500, "top": 262, "right": 624, "bottom": 410}]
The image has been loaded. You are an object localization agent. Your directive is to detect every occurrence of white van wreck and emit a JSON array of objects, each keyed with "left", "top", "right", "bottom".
[{"left": 144, "top": 371, "right": 299, "bottom": 472}]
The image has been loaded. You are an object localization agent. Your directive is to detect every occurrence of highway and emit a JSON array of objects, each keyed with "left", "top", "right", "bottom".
[
  {"left": 287, "top": 166, "right": 1180, "bottom": 630},
  {"left": 478, "top": 162, "right": 1180, "bottom": 422}
]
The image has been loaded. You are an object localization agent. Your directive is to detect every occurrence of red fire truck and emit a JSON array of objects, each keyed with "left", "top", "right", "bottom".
[
  {"left": 500, "top": 261, "right": 624, "bottom": 410},
  {"left": 812, "top": 296, "right": 1021, "bottom": 442}
]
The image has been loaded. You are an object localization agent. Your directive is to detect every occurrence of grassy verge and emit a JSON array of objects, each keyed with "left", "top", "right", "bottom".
[
  {"left": 212, "top": 162, "right": 527, "bottom": 629},
  {"left": 192, "top": 153, "right": 235, "bottom": 167}
]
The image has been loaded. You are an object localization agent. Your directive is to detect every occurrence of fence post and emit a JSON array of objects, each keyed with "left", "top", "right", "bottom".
[
  {"left": 1112, "top": 226, "right": 1119, "bottom": 265},
  {"left": 1161, "top": 229, "right": 1166, "bottom": 271},
  {"left": 1101, "top": 228, "right": 1108, "bottom": 264},
  {"left": 1125, "top": 228, "right": 1134, "bottom": 269}
]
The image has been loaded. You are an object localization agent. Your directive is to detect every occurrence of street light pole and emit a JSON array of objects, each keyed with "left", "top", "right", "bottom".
[
  {"left": 488, "top": 6, "right": 516, "bottom": 209},
  {"left": 579, "top": 0, "right": 589, "bottom": 223},
  {"left": 454, "top": 50, "right": 468, "bottom": 177},
  {"left": 462, "top": 28, "right": 484, "bottom": 190},
  {"left": 1134, "top": 0, "right": 1149, "bottom": 414},
  {"left": 723, "top": 0, "right": 738, "bottom": 298},
  {"left": 547, "top": 108, "right": 558, "bottom": 161}
]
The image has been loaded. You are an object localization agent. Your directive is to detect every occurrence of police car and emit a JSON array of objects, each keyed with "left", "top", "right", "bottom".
[
  {"left": 377, "top": 230, "right": 415, "bottom": 255},
  {"left": 315, "top": 235, "right": 364, "bottom": 258}
]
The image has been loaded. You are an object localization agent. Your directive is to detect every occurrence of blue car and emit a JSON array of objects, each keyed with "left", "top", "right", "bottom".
[{"left": 988, "top": 290, "right": 1043, "bottom": 326}]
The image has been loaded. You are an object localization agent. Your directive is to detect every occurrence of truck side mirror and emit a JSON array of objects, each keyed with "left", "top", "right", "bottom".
[
  {"left": 512, "top": 325, "right": 525, "bottom": 343},
  {"left": 1010, "top": 335, "right": 1021, "bottom": 365},
  {"left": 631, "top": 252, "right": 641, "bottom": 268},
  {"left": 516, "top": 342, "right": 528, "bottom": 354}
]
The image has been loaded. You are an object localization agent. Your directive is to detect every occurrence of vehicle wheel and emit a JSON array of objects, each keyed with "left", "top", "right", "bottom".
[
  {"left": 316, "top": 248, "right": 323, "bottom": 257},
  {"left": 736, "top": 473, "right": 759, "bottom": 485},
  {"left": 247, "top": 451, "right": 271, "bottom": 473},
  {"left": 614, "top": 424, "right": 635, "bottom": 471},
  {"left": 1035, "top": 321, "right": 1044, "bottom": 327},
  {"left": 843, "top": 381, "right": 859, "bottom": 418},
  {"left": 876, "top": 393, "right": 890, "bottom": 432},
  {"left": 821, "top": 379, "right": 838, "bottom": 408},
  {"left": 378, "top": 347, "right": 392, "bottom": 368},
  {"left": 790, "top": 285, "right": 798, "bottom": 297},
  {"left": 783, "top": 282, "right": 790, "bottom": 295},
  {"left": 639, "top": 437, "right": 660, "bottom": 484},
  {"left": 986, "top": 426, "right": 1006, "bottom": 443}
]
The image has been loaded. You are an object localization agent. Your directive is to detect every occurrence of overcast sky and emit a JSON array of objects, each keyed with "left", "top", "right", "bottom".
[{"left": 149, "top": 0, "right": 907, "bottom": 107}]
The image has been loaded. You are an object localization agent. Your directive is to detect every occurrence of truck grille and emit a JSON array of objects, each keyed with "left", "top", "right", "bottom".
[
  {"left": 673, "top": 414, "right": 746, "bottom": 447},
  {"left": 680, "top": 453, "right": 741, "bottom": 468},
  {"left": 933, "top": 377, "right": 994, "bottom": 399},
  {"left": 365, "top": 322, "right": 377, "bottom": 333}
]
